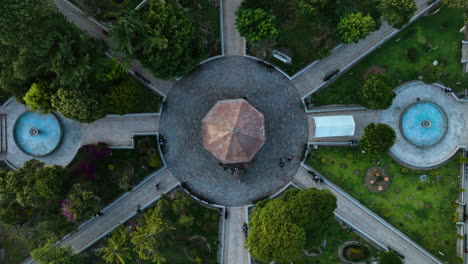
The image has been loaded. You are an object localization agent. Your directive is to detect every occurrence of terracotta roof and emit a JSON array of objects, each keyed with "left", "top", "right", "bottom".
[{"left": 202, "top": 99, "right": 265, "bottom": 164}]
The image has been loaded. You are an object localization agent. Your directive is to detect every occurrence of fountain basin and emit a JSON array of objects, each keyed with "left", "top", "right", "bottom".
[
  {"left": 400, "top": 101, "right": 447, "bottom": 147},
  {"left": 13, "top": 111, "right": 63, "bottom": 156}
]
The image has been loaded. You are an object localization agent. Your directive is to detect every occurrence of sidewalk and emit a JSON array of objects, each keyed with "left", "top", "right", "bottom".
[
  {"left": 293, "top": 0, "right": 436, "bottom": 98},
  {"left": 223, "top": 207, "right": 250, "bottom": 264},
  {"left": 294, "top": 166, "right": 442, "bottom": 264},
  {"left": 222, "top": 0, "right": 245, "bottom": 56}
]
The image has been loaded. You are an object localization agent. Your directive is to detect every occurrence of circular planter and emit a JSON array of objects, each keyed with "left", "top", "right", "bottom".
[{"left": 338, "top": 241, "right": 372, "bottom": 264}]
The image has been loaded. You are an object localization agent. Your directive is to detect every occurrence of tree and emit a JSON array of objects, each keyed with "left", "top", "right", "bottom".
[
  {"left": 380, "top": 0, "right": 417, "bottom": 28},
  {"left": 0, "top": 169, "right": 14, "bottom": 207},
  {"left": 236, "top": 8, "right": 280, "bottom": 44},
  {"left": 337, "top": 12, "right": 376, "bottom": 44},
  {"left": 52, "top": 88, "right": 108, "bottom": 123},
  {"left": 420, "top": 64, "right": 441, "bottom": 84},
  {"left": 442, "top": 0, "right": 468, "bottom": 9},
  {"left": 108, "top": 78, "right": 139, "bottom": 115},
  {"left": 6, "top": 159, "right": 46, "bottom": 207},
  {"left": 294, "top": 0, "right": 331, "bottom": 15},
  {"left": 131, "top": 205, "right": 175, "bottom": 263},
  {"left": 360, "top": 74, "right": 395, "bottom": 110},
  {"left": 34, "top": 165, "right": 68, "bottom": 199},
  {"left": 379, "top": 251, "right": 403, "bottom": 264},
  {"left": 110, "top": 1, "right": 205, "bottom": 79},
  {"left": 65, "top": 184, "right": 101, "bottom": 222},
  {"left": 24, "top": 82, "right": 55, "bottom": 113},
  {"left": 31, "top": 239, "right": 82, "bottom": 264},
  {"left": 360, "top": 123, "right": 396, "bottom": 154},
  {"left": 95, "top": 58, "right": 128, "bottom": 83},
  {"left": 246, "top": 188, "right": 336, "bottom": 262},
  {"left": 98, "top": 227, "right": 133, "bottom": 264}
]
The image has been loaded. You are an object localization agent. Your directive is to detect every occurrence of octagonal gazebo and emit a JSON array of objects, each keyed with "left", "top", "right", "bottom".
[{"left": 201, "top": 99, "right": 265, "bottom": 164}]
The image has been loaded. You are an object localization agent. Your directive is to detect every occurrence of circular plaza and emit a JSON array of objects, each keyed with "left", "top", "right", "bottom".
[
  {"left": 159, "top": 57, "right": 308, "bottom": 206},
  {"left": 380, "top": 81, "right": 464, "bottom": 168}
]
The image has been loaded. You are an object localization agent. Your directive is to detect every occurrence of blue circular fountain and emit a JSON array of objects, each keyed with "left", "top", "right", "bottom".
[
  {"left": 400, "top": 101, "right": 447, "bottom": 147},
  {"left": 13, "top": 111, "right": 63, "bottom": 156}
]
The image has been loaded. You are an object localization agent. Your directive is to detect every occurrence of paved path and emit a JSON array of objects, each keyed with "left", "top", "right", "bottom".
[
  {"left": 51, "top": 0, "right": 175, "bottom": 96},
  {"left": 307, "top": 109, "right": 381, "bottom": 142},
  {"left": 293, "top": 166, "right": 442, "bottom": 264},
  {"left": 223, "top": 207, "right": 249, "bottom": 264},
  {"left": 82, "top": 115, "right": 160, "bottom": 147},
  {"left": 293, "top": 0, "right": 436, "bottom": 98},
  {"left": 222, "top": 0, "right": 244, "bottom": 55}
]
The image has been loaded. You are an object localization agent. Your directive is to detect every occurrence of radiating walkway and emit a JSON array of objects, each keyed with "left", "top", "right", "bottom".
[
  {"left": 293, "top": 166, "right": 442, "bottom": 264},
  {"left": 82, "top": 115, "right": 160, "bottom": 147},
  {"left": 223, "top": 207, "right": 249, "bottom": 264},
  {"left": 293, "top": 0, "right": 437, "bottom": 97},
  {"left": 308, "top": 109, "right": 381, "bottom": 142},
  {"left": 51, "top": 0, "right": 175, "bottom": 96},
  {"left": 222, "top": 0, "right": 245, "bottom": 55}
]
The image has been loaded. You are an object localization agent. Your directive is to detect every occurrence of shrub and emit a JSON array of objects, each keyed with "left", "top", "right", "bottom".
[
  {"left": 337, "top": 12, "right": 376, "bottom": 44},
  {"left": 425, "top": 41, "right": 439, "bottom": 52},
  {"left": 420, "top": 64, "right": 441, "bottom": 84},
  {"left": 235, "top": 8, "right": 280, "bottom": 43},
  {"left": 321, "top": 157, "right": 327, "bottom": 163},
  {"left": 383, "top": 210, "right": 392, "bottom": 217},
  {"left": 380, "top": 251, "right": 403, "bottom": 264},
  {"left": 429, "top": 171, "right": 439, "bottom": 176},
  {"left": 108, "top": 164, "right": 115, "bottom": 171},
  {"left": 401, "top": 167, "right": 409, "bottom": 174},
  {"left": 0, "top": 206, "right": 22, "bottom": 225},
  {"left": 108, "top": 78, "right": 139, "bottom": 115},
  {"left": 95, "top": 58, "right": 127, "bottom": 82},
  {"left": 380, "top": 0, "right": 417, "bottom": 29},
  {"left": 148, "top": 154, "right": 161, "bottom": 169},
  {"left": 24, "top": 82, "right": 55, "bottom": 113},
  {"left": 52, "top": 88, "right": 108, "bottom": 123},
  {"left": 346, "top": 153, "right": 353, "bottom": 159},
  {"left": 461, "top": 74, "right": 468, "bottom": 89},
  {"left": 405, "top": 48, "right": 418, "bottom": 61}
]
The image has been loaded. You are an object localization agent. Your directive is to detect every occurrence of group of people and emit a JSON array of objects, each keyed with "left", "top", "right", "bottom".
[{"left": 279, "top": 156, "right": 292, "bottom": 167}]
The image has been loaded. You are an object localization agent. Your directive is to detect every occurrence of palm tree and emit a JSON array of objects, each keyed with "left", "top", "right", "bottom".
[{"left": 97, "top": 227, "right": 132, "bottom": 264}]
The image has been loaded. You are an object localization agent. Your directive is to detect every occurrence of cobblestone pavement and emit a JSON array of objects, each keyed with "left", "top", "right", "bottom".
[
  {"left": 293, "top": 0, "right": 436, "bottom": 97},
  {"left": 223, "top": 0, "right": 244, "bottom": 55},
  {"left": 224, "top": 207, "right": 249, "bottom": 264},
  {"left": 82, "top": 115, "right": 160, "bottom": 147},
  {"left": 52, "top": 0, "right": 175, "bottom": 96},
  {"left": 308, "top": 110, "right": 381, "bottom": 142},
  {"left": 160, "top": 56, "right": 308, "bottom": 206},
  {"left": 294, "top": 166, "right": 442, "bottom": 264}
]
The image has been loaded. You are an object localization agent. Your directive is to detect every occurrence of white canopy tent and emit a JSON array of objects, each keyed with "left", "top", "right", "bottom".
[{"left": 313, "top": 115, "right": 355, "bottom": 137}]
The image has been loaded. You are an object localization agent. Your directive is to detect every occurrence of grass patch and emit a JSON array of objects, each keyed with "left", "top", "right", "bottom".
[
  {"left": 311, "top": 7, "right": 464, "bottom": 107},
  {"left": 1, "top": 224, "right": 41, "bottom": 264},
  {"left": 128, "top": 78, "right": 162, "bottom": 113},
  {"left": 306, "top": 146, "right": 460, "bottom": 263}
]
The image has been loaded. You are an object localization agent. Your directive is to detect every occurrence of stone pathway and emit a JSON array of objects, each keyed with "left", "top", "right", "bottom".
[
  {"left": 293, "top": 0, "right": 436, "bottom": 98},
  {"left": 223, "top": 207, "right": 249, "bottom": 264},
  {"left": 308, "top": 109, "right": 381, "bottom": 142},
  {"left": 30, "top": 168, "right": 178, "bottom": 262},
  {"left": 293, "top": 166, "right": 442, "bottom": 264},
  {"left": 222, "top": 0, "right": 245, "bottom": 55},
  {"left": 82, "top": 115, "right": 160, "bottom": 147},
  {"left": 51, "top": 0, "right": 175, "bottom": 96}
]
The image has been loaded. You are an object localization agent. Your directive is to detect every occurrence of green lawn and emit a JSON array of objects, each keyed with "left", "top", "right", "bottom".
[
  {"left": 248, "top": 12, "right": 339, "bottom": 75},
  {"left": 311, "top": 7, "right": 464, "bottom": 107},
  {"left": 167, "top": 0, "right": 221, "bottom": 58},
  {"left": 307, "top": 146, "right": 461, "bottom": 264},
  {"left": 1, "top": 223, "right": 41, "bottom": 264}
]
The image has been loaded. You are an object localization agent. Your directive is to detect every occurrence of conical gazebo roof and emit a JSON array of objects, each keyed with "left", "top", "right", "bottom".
[{"left": 201, "top": 99, "right": 265, "bottom": 164}]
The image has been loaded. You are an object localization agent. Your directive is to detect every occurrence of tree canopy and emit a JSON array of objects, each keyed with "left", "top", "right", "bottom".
[
  {"left": 235, "top": 8, "right": 280, "bottom": 44},
  {"left": 337, "top": 12, "right": 376, "bottom": 44},
  {"left": 98, "top": 227, "right": 133, "bottom": 264},
  {"left": 360, "top": 123, "right": 396, "bottom": 154},
  {"left": 245, "top": 188, "right": 337, "bottom": 262},
  {"left": 64, "top": 184, "right": 101, "bottom": 222},
  {"left": 380, "top": 0, "right": 417, "bottom": 28},
  {"left": 110, "top": 0, "right": 205, "bottom": 79},
  {"left": 420, "top": 64, "right": 441, "bottom": 84},
  {"left": 379, "top": 251, "right": 403, "bottom": 264},
  {"left": 360, "top": 74, "right": 395, "bottom": 110},
  {"left": 31, "top": 239, "right": 82, "bottom": 264},
  {"left": 24, "top": 82, "right": 55, "bottom": 113},
  {"left": 294, "top": 0, "right": 332, "bottom": 15}
]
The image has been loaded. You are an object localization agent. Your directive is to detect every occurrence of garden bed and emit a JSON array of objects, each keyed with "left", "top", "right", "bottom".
[
  {"left": 80, "top": 189, "right": 220, "bottom": 264},
  {"left": 308, "top": 7, "right": 464, "bottom": 108},
  {"left": 306, "top": 146, "right": 460, "bottom": 263}
]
